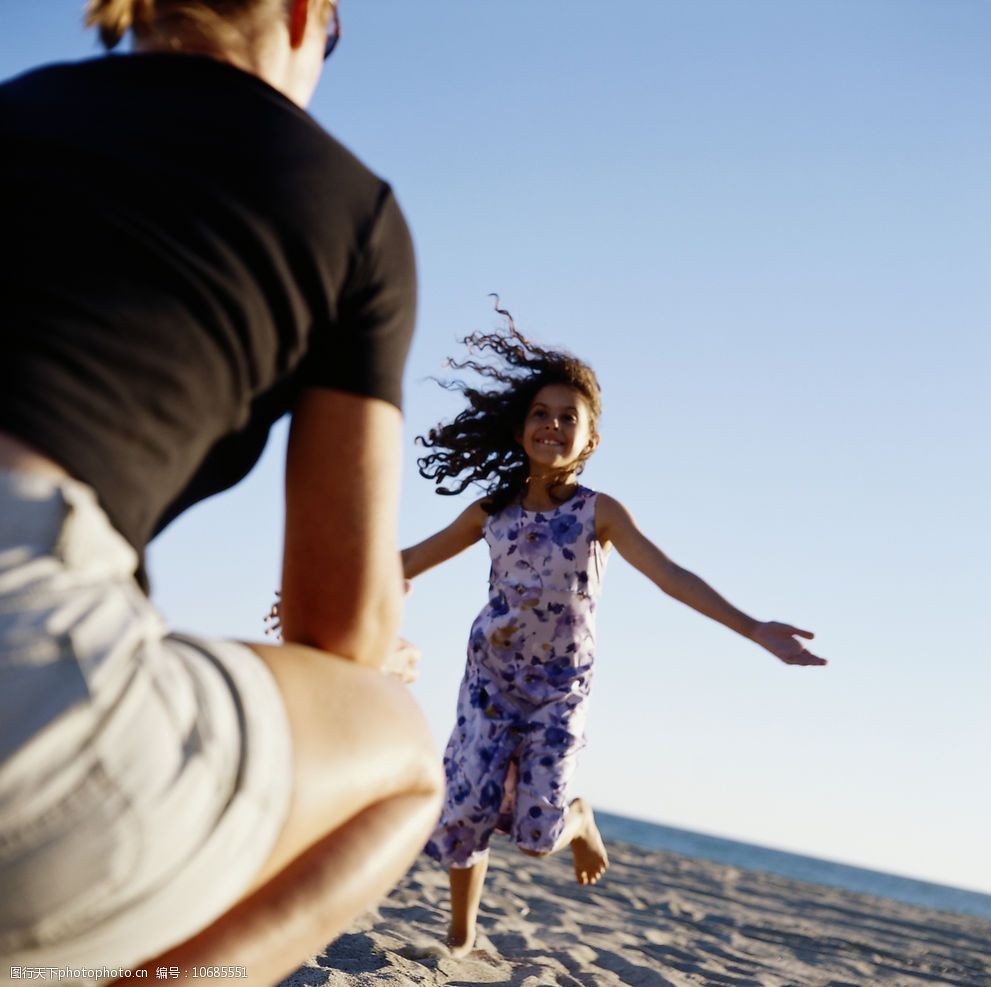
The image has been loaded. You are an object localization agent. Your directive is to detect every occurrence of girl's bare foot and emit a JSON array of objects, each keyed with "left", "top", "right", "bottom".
[
  {"left": 570, "top": 798, "right": 609, "bottom": 885},
  {"left": 445, "top": 922, "right": 475, "bottom": 958}
]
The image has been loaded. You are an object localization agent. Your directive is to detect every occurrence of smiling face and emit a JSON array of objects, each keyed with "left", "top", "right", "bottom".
[{"left": 518, "top": 383, "right": 598, "bottom": 476}]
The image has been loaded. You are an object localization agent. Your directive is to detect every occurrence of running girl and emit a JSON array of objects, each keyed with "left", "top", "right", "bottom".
[{"left": 402, "top": 307, "right": 826, "bottom": 956}]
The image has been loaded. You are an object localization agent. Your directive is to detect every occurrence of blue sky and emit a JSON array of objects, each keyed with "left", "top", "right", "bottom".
[{"left": 4, "top": 1, "right": 989, "bottom": 893}]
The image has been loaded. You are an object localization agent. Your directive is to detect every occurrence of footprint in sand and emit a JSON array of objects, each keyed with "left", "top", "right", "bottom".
[{"left": 397, "top": 940, "right": 448, "bottom": 961}]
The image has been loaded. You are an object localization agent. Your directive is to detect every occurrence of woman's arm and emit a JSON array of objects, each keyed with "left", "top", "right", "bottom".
[
  {"left": 402, "top": 499, "right": 488, "bottom": 579},
  {"left": 279, "top": 388, "right": 404, "bottom": 669},
  {"left": 596, "top": 494, "right": 825, "bottom": 666}
]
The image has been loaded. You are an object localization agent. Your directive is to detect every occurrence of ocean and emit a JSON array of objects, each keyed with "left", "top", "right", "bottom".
[{"left": 595, "top": 809, "right": 991, "bottom": 921}]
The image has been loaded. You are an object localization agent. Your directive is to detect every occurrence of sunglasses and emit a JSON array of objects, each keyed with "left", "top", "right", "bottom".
[{"left": 324, "top": 4, "right": 341, "bottom": 60}]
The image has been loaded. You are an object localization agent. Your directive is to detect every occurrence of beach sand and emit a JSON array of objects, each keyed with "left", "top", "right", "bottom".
[{"left": 280, "top": 837, "right": 991, "bottom": 987}]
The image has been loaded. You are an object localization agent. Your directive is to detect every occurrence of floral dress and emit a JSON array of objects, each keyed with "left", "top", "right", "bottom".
[{"left": 425, "top": 486, "right": 607, "bottom": 868}]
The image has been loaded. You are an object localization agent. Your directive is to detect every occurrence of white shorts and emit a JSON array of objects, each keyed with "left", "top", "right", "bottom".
[{"left": 0, "top": 469, "right": 292, "bottom": 985}]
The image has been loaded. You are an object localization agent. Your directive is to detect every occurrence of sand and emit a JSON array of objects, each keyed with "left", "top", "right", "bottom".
[{"left": 280, "top": 837, "right": 991, "bottom": 987}]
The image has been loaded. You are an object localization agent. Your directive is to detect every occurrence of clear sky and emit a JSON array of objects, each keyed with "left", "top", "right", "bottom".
[{"left": 4, "top": 1, "right": 989, "bottom": 894}]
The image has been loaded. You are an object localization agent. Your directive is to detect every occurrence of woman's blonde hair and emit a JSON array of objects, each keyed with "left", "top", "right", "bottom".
[{"left": 84, "top": 0, "right": 278, "bottom": 51}]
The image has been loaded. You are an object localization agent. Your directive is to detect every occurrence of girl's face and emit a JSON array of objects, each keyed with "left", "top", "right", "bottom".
[{"left": 518, "top": 384, "right": 598, "bottom": 475}]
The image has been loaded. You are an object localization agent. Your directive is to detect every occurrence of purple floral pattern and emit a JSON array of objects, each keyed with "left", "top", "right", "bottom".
[{"left": 425, "top": 487, "right": 607, "bottom": 868}]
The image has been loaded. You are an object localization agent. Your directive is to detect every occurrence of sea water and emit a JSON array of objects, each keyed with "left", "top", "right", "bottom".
[{"left": 595, "top": 810, "right": 991, "bottom": 921}]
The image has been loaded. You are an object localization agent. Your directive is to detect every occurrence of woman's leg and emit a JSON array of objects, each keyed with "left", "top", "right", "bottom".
[
  {"left": 125, "top": 642, "right": 443, "bottom": 986},
  {"left": 447, "top": 855, "right": 489, "bottom": 957}
]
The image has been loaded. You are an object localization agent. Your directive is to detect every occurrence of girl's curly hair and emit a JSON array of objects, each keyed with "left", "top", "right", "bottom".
[{"left": 417, "top": 299, "right": 602, "bottom": 514}]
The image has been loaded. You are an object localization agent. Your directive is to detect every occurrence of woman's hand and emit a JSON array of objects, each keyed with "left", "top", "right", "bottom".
[
  {"left": 266, "top": 573, "right": 411, "bottom": 642},
  {"left": 265, "top": 584, "right": 419, "bottom": 681},
  {"left": 752, "top": 621, "right": 827, "bottom": 666},
  {"left": 382, "top": 637, "right": 421, "bottom": 684},
  {"left": 281, "top": 390, "right": 403, "bottom": 664}
]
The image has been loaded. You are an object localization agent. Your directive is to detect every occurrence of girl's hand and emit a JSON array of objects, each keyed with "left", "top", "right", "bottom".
[
  {"left": 382, "top": 637, "right": 421, "bottom": 684},
  {"left": 752, "top": 621, "right": 827, "bottom": 666},
  {"left": 263, "top": 591, "right": 282, "bottom": 641}
]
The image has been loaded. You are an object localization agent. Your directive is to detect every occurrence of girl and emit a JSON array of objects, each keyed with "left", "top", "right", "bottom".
[{"left": 402, "top": 309, "right": 826, "bottom": 956}]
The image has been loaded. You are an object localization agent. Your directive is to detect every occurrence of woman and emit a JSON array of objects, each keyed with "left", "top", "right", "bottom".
[{"left": 0, "top": 1, "right": 442, "bottom": 983}]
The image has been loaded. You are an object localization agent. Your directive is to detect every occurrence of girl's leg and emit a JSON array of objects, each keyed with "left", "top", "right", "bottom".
[
  {"left": 447, "top": 855, "right": 489, "bottom": 957},
  {"left": 519, "top": 797, "right": 608, "bottom": 884},
  {"left": 514, "top": 736, "right": 610, "bottom": 887},
  {"left": 549, "top": 796, "right": 609, "bottom": 886},
  {"left": 123, "top": 642, "right": 444, "bottom": 986}
]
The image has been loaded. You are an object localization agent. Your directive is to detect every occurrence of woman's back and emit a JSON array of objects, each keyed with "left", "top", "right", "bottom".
[{"left": 0, "top": 53, "right": 415, "bottom": 564}]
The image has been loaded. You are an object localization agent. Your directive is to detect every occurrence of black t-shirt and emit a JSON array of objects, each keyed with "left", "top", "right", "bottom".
[{"left": 0, "top": 54, "right": 416, "bottom": 576}]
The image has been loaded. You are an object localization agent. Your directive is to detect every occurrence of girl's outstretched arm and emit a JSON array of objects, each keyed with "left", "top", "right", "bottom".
[
  {"left": 596, "top": 494, "right": 826, "bottom": 667},
  {"left": 402, "top": 499, "right": 488, "bottom": 579}
]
